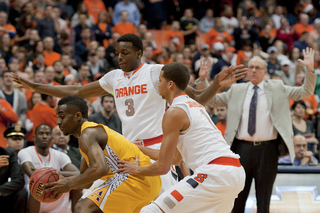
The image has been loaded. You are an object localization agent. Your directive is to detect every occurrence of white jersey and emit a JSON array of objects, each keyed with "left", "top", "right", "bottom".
[
  {"left": 18, "top": 146, "right": 72, "bottom": 213},
  {"left": 170, "top": 94, "right": 240, "bottom": 171},
  {"left": 99, "top": 63, "right": 166, "bottom": 143}
]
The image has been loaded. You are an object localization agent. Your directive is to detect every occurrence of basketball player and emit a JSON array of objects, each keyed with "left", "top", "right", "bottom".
[
  {"left": 12, "top": 34, "right": 247, "bottom": 192},
  {"left": 118, "top": 62, "right": 246, "bottom": 213},
  {"left": 42, "top": 96, "right": 161, "bottom": 213},
  {"left": 18, "top": 124, "right": 80, "bottom": 213}
]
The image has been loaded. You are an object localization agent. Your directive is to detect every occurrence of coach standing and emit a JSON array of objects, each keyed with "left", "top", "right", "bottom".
[{"left": 212, "top": 48, "right": 316, "bottom": 213}]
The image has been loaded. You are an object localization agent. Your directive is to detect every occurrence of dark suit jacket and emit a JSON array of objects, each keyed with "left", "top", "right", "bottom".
[{"left": 0, "top": 147, "right": 24, "bottom": 197}]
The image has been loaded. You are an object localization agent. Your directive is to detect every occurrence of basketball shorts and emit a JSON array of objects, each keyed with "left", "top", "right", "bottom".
[
  {"left": 82, "top": 173, "right": 161, "bottom": 213},
  {"left": 147, "top": 163, "right": 245, "bottom": 213}
]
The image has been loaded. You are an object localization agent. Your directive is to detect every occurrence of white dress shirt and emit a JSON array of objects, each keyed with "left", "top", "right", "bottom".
[{"left": 236, "top": 80, "right": 278, "bottom": 141}]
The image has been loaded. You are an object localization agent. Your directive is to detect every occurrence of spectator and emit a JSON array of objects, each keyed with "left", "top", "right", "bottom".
[
  {"left": 21, "top": 29, "right": 40, "bottom": 52},
  {"left": 88, "top": 94, "right": 122, "bottom": 134},
  {"left": 25, "top": 92, "right": 41, "bottom": 146},
  {"left": 32, "top": 52, "right": 46, "bottom": 73},
  {"left": 0, "top": 58, "right": 7, "bottom": 73},
  {"left": 313, "top": 18, "right": 320, "bottom": 49},
  {"left": 14, "top": 14, "right": 33, "bottom": 48},
  {"left": 92, "top": 11, "right": 112, "bottom": 48},
  {"left": 236, "top": 0, "right": 257, "bottom": 20},
  {"left": 247, "top": 4, "right": 261, "bottom": 32},
  {"left": 31, "top": 93, "right": 58, "bottom": 137},
  {"left": 112, "top": 0, "right": 140, "bottom": 26},
  {"left": 73, "top": 13, "right": 90, "bottom": 43},
  {"left": 61, "top": 54, "right": 77, "bottom": 78},
  {"left": 7, "top": 56, "right": 20, "bottom": 74},
  {"left": 37, "top": 5, "right": 60, "bottom": 41},
  {"left": 61, "top": 42, "right": 82, "bottom": 68},
  {"left": 53, "top": 60, "right": 65, "bottom": 85},
  {"left": 0, "top": 143, "right": 27, "bottom": 213},
  {"left": 278, "top": 135, "right": 318, "bottom": 166},
  {"left": 0, "top": 98, "right": 19, "bottom": 147},
  {"left": 43, "top": 36, "right": 61, "bottom": 66},
  {"left": 194, "top": 44, "right": 217, "bottom": 76},
  {"left": 76, "top": 63, "right": 92, "bottom": 85},
  {"left": 87, "top": 51, "right": 106, "bottom": 77},
  {"left": 70, "top": 2, "right": 94, "bottom": 28},
  {"left": 211, "top": 50, "right": 316, "bottom": 213},
  {"left": 236, "top": 39, "right": 253, "bottom": 66},
  {"left": 0, "top": 11, "right": 17, "bottom": 43},
  {"left": 52, "top": 126, "right": 82, "bottom": 170},
  {"left": 266, "top": 46, "right": 281, "bottom": 76},
  {"left": 137, "top": 23, "right": 147, "bottom": 39},
  {"left": 4, "top": 126, "right": 26, "bottom": 156},
  {"left": 45, "top": 66, "right": 60, "bottom": 85},
  {"left": 83, "top": 0, "right": 107, "bottom": 23},
  {"left": 164, "top": 21, "right": 184, "bottom": 51},
  {"left": 53, "top": 6, "right": 67, "bottom": 33},
  {"left": 112, "top": 11, "right": 137, "bottom": 36},
  {"left": 293, "top": 13, "right": 315, "bottom": 36},
  {"left": 221, "top": 5, "right": 238, "bottom": 35},
  {"left": 55, "top": 0, "right": 75, "bottom": 20},
  {"left": 272, "top": 5, "right": 284, "bottom": 29},
  {"left": 205, "top": 18, "right": 232, "bottom": 49},
  {"left": 215, "top": 106, "right": 227, "bottom": 137},
  {"left": 8, "top": 0, "right": 23, "bottom": 27},
  {"left": 293, "top": 31, "right": 309, "bottom": 53},
  {"left": 276, "top": 17, "right": 296, "bottom": 52},
  {"left": 96, "top": 46, "right": 110, "bottom": 72},
  {"left": 33, "top": 70, "right": 45, "bottom": 84},
  {"left": 141, "top": 45, "right": 155, "bottom": 64},
  {"left": 274, "top": 40, "right": 289, "bottom": 63},
  {"left": 0, "top": 71, "right": 27, "bottom": 127},
  {"left": 276, "top": 59, "right": 295, "bottom": 86},
  {"left": 18, "top": 124, "right": 80, "bottom": 213},
  {"left": 180, "top": 8, "right": 199, "bottom": 45},
  {"left": 199, "top": 8, "right": 214, "bottom": 33},
  {"left": 210, "top": 47, "right": 235, "bottom": 79},
  {"left": 259, "top": 24, "right": 276, "bottom": 52},
  {"left": 233, "top": 16, "right": 258, "bottom": 50},
  {"left": 0, "top": 33, "right": 11, "bottom": 60},
  {"left": 105, "top": 32, "right": 120, "bottom": 69},
  {"left": 289, "top": 47, "right": 301, "bottom": 72},
  {"left": 75, "top": 27, "right": 92, "bottom": 62},
  {"left": 143, "top": 0, "right": 166, "bottom": 29}
]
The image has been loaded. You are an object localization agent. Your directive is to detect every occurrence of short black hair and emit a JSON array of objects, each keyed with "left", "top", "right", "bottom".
[
  {"left": 117, "top": 34, "right": 143, "bottom": 55},
  {"left": 58, "top": 96, "right": 89, "bottom": 119},
  {"left": 292, "top": 100, "right": 306, "bottom": 110},
  {"left": 101, "top": 94, "right": 114, "bottom": 104},
  {"left": 40, "top": 93, "right": 51, "bottom": 101},
  {"left": 162, "top": 62, "right": 190, "bottom": 90},
  {"left": 35, "top": 124, "right": 51, "bottom": 135}
]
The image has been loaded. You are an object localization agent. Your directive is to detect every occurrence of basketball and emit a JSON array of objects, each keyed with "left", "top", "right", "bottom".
[{"left": 29, "top": 167, "right": 62, "bottom": 203}]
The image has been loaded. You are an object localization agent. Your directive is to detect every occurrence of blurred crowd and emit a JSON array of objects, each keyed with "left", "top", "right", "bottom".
[{"left": 1, "top": 0, "right": 320, "bottom": 212}]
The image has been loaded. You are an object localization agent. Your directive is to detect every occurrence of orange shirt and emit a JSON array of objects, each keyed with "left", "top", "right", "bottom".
[
  {"left": 216, "top": 121, "right": 226, "bottom": 137},
  {"left": 84, "top": 0, "right": 107, "bottom": 23},
  {"left": 98, "top": 23, "right": 110, "bottom": 48},
  {"left": 236, "top": 50, "right": 252, "bottom": 66},
  {"left": 63, "top": 68, "right": 71, "bottom": 76},
  {"left": 43, "top": 50, "right": 61, "bottom": 66},
  {"left": 165, "top": 30, "right": 185, "bottom": 44},
  {"left": 0, "top": 24, "right": 17, "bottom": 44},
  {"left": 0, "top": 99, "right": 19, "bottom": 147},
  {"left": 25, "top": 90, "right": 33, "bottom": 102},
  {"left": 290, "top": 94, "right": 317, "bottom": 119},
  {"left": 32, "top": 103, "right": 58, "bottom": 137},
  {"left": 205, "top": 28, "right": 233, "bottom": 48},
  {"left": 260, "top": 28, "right": 277, "bottom": 37},
  {"left": 160, "top": 58, "right": 174, "bottom": 65},
  {"left": 294, "top": 23, "right": 315, "bottom": 36},
  {"left": 112, "top": 22, "right": 137, "bottom": 36}
]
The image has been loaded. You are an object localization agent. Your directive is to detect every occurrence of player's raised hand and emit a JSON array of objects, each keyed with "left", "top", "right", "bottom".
[
  {"left": 216, "top": 64, "right": 248, "bottom": 87},
  {"left": 117, "top": 155, "right": 140, "bottom": 175},
  {"left": 199, "top": 58, "right": 211, "bottom": 81},
  {"left": 297, "top": 47, "right": 315, "bottom": 71},
  {"left": 11, "top": 72, "right": 36, "bottom": 92},
  {"left": 42, "top": 172, "right": 70, "bottom": 200}
]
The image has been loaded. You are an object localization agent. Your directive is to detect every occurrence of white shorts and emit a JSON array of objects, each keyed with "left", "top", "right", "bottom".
[{"left": 149, "top": 164, "right": 245, "bottom": 213}]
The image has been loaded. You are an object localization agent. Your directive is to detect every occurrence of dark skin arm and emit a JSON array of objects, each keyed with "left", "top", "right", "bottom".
[
  {"left": 118, "top": 107, "right": 189, "bottom": 176},
  {"left": 60, "top": 163, "right": 80, "bottom": 177},
  {"left": 42, "top": 127, "right": 109, "bottom": 199},
  {"left": 185, "top": 62, "right": 247, "bottom": 106},
  {"left": 11, "top": 75, "right": 109, "bottom": 99}
]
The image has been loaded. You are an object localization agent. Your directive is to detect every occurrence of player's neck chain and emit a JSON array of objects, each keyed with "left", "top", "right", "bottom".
[{"left": 34, "top": 146, "right": 51, "bottom": 166}]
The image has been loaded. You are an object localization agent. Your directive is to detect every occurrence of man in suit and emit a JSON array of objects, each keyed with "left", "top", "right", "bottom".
[
  {"left": 212, "top": 48, "right": 316, "bottom": 213},
  {"left": 0, "top": 145, "right": 27, "bottom": 213}
]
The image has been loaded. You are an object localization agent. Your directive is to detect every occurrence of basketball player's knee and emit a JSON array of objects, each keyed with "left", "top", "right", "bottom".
[{"left": 140, "top": 202, "right": 164, "bottom": 213}]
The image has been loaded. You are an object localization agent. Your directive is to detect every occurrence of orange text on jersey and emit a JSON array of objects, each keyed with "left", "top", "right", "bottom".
[
  {"left": 186, "top": 101, "right": 202, "bottom": 108},
  {"left": 115, "top": 84, "right": 147, "bottom": 98}
]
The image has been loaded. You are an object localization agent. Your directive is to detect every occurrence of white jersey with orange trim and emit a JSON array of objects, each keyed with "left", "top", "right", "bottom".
[
  {"left": 99, "top": 63, "right": 165, "bottom": 145},
  {"left": 169, "top": 94, "right": 240, "bottom": 171}
]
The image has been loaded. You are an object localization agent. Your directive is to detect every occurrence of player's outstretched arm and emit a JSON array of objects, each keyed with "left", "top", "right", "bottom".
[
  {"left": 117, "top": 107, "right": 187, "bottom": 176},
  {"left": 185, "top": 64, "right": 247, "bottom": 106},
  {"left": 42, "top": 127, "right": 109, "bottom": 198},
  {"left": 12, "top": 73, "right": 109, "bottom": 98}
]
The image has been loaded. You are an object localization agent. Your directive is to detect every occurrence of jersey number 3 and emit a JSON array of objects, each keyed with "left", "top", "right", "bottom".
[{"left": 125, "top": 98, "right": 135, "bottom": 116}]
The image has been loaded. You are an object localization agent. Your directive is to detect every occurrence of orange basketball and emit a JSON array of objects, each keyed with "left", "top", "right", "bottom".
[{"left": 29, "top": 167, "right": 62, "bottom": 203}]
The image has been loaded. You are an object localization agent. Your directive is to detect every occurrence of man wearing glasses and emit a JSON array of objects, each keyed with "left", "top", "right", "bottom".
[{"left": 212, "top": 48, "right": 317, "bottom": 213}]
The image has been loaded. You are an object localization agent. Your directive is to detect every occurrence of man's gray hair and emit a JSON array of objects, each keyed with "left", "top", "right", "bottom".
[{"left": 248, "top": 56, "right": 268, "bottom": 68}]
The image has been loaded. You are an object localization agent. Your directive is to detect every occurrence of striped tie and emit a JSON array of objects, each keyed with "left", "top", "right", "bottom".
[{"left": 248, "top": 86, "right": 259, "bottom": 136}]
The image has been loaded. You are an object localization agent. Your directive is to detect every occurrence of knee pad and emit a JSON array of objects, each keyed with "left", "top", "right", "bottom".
[{"left": 140, "top": 202, "right": 163, "bottom": 213}]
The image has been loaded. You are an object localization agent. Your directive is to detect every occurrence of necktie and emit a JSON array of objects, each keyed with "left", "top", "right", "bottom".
[{"left": 248, "top": 86, "right": 258, "bottom": 136}]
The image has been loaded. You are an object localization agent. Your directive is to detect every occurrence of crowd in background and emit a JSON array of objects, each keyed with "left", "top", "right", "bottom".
[{"left": 1, "top": 0, "right": 320, "bottom": 212}]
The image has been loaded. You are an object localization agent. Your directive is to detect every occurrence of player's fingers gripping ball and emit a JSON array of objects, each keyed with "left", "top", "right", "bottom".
[{"left": 29, "top": 167, "right": 62, "bottom": 203}]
